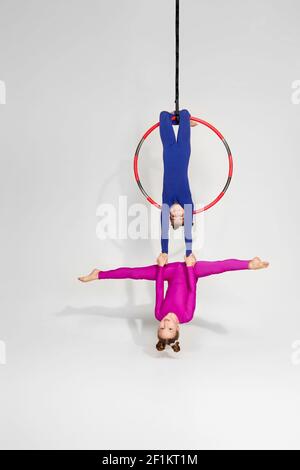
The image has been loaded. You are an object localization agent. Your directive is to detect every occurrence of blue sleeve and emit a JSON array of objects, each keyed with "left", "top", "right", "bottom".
[
  {"left": 161, "top": 203, "right": 170, "bottom": 254},
  {"left": 184, "top": 202, "right": 194, "bottom": 256}
]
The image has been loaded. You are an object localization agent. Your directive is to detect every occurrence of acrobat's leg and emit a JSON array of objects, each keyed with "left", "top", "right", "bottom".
[
  {"left": 194, "top": 259, "right": 250, "bottom": 279},
  {"left": 177, "top": 109, "right": 191, "bottom": 146},
  {"left": 78, "top": 265, "right": 158, "bottom": 283},
  {"left": 159, "top": 111, "right": 176, "bottom": 147},
  {"left": 99, "top": 265, "right": 158, "bottom": 281}
]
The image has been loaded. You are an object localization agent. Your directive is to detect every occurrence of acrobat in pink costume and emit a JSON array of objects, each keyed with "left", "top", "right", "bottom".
[{"left": 98, "top": 259, "right": 250, "bottom": 324}]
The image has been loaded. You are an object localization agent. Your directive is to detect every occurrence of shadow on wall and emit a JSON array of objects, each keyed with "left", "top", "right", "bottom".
[
  {"left": 56, "top": 303, "right": 228, "bottom": 357},
  {"left": 96, "top": 158, "right": 160, "bottom": 350},
  {"left": 96, "top": 158, "right": 160, "bottom": 262}
]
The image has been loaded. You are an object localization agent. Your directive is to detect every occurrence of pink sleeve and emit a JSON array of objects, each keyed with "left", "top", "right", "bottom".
[
  {"left": 155, "top": 266, "right": 165, "bottom": 318},
  {"left": 185, "top": 267, "right": 196, "bottom": 318},
  {"left": 194, "top": 259, "right": 250, "bottom": 278},
  {"left": 98, "top": 265, "right": 157, "bottom": 281}
]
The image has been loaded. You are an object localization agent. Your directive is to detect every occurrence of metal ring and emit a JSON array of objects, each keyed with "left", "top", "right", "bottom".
[{"left": 134, "top": 116, "right": 233, "bottom": 214}]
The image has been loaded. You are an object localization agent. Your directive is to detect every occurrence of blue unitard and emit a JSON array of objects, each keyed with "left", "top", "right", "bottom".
[{"left": 159, "top": 109, "right": 194, "bottom": 256}]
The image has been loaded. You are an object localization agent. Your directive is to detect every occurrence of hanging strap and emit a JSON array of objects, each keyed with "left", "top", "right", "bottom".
[{"left": 174, "top": 0, "right": 180, "bottom": 123}]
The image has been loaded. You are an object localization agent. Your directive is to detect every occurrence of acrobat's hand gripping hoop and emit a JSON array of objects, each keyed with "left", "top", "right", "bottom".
[{"left": 133, "top": 116, "right": 233, "bottom": 214}]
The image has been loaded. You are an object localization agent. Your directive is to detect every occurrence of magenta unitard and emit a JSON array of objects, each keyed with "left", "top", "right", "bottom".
[{"left": 98, "top": 260, "right": 250, "bottom": 324}]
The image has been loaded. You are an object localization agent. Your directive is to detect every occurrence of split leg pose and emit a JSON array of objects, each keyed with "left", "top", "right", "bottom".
[{"left": 79, "top": 257, "right": 269, "bottom": 352}]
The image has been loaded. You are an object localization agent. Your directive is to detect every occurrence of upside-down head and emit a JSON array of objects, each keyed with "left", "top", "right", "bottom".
[
  {"left": 170, "top": 203, "right": 184, "bottom": 230},
  {"left": 156, "top": 313, "right": 180, "bottom": 353}
]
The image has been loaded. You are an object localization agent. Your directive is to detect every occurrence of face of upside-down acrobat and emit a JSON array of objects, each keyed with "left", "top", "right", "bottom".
[
  {"left": 158, "top": 313, "right": 179, "bottom": 340},
  {"left": 169, "top": 203, "right": 184, "bottom": 229}
]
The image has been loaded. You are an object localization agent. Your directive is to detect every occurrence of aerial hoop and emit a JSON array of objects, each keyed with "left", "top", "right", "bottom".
[{"left": 133, "top": 116, "right": 233, "bottom": 214}]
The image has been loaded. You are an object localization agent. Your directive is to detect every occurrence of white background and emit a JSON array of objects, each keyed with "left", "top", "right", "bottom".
[{"left": 0, "top": 0, "right": 300, "bottom": 450}]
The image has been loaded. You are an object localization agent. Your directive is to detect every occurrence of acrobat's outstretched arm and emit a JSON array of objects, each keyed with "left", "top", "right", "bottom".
[
  {"left": 155, "top": 266, "right": 165, "bottom": 318},
  {"left": 184, "top": 202, "right": 194, "bottom": 257},
  {"left": 160, "top": 204, "right": 170, "bottom": 256},
  {"left": 185, "top": 266, "right": 197, "bottom": 319}
]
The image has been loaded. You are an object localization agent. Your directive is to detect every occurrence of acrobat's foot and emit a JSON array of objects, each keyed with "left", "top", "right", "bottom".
[
  {"left": 78, "top": 269, "right": 100, "bottom": 282},
  {"left": 249, "top": 257, "right": 269, "bottom": 270}
]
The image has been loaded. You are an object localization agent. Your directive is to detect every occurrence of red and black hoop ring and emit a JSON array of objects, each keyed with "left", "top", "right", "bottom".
[{"left": 134, "top": 116, "right": 233, "bottom": 214}]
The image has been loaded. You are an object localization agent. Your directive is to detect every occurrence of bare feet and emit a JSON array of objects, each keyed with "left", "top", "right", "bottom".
[
  {"left": 78, "top": 268, "right": 100, "bottom": 282},
  {"left": 249, "top": 257, "right": 269, "bottom": 270},
  {"left": 185, "top": 253, "right": 197, "bottom": 267}
]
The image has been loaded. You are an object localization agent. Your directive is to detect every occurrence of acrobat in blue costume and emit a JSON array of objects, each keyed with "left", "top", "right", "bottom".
[{"left": 159, "top": 109, "right": 194, "bottom": 256}]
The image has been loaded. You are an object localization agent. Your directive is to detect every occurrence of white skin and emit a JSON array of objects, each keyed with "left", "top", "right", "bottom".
[
  {"left": 158, "top": 313, "right": 179, "bottom": 341},
  {"left": 170, "top": 202, "right": 184, "bottom": 229},
  {"left": 157, "top": 204, "right": 196, "bottom": 267}
]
